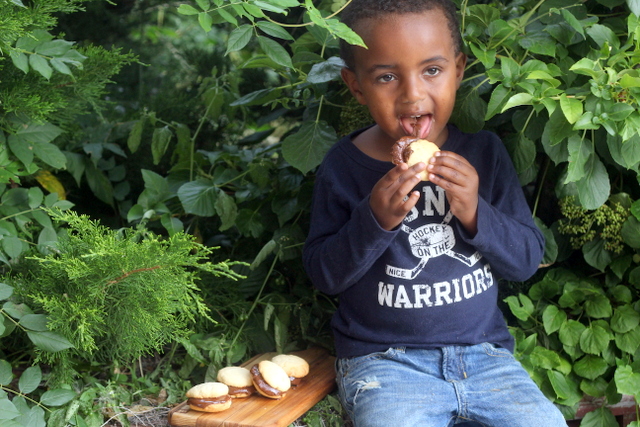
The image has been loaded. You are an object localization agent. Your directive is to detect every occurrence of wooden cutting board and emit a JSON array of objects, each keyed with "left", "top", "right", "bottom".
[{"left": 168, "top": 347, "right": 336, "bottom": 427}]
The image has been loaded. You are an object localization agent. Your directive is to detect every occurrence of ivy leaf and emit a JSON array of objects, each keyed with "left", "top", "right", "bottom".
[
  {"left": 177, "top": 179, "right": 218, "bottom": 216},
  {"left": 582, "top": 237, "right": 612, "bottom": 273},
  {"left": 236, "top": 208, "right": 264, "bottom": 238},
  {"left": 584, "top": 292, "right": 612, "bottom": 319},
  {"left": 26, "top": 331, "right": 74, "bottom": 352},
  {"left": 282, "top": 120, "right": 336, "bottom": 174},
  {"left": 614, "top": 328, "right": 640, "bottom": 354},
  {"left": 610, "top": 305, "right": 640, "bottom": 333},
  {"left": 586, "top": 24, "right": 619, "bottom": 49},
  {"left": 547, "top": 370, "right": 580, "bottom": 404},
  {"left": 614, "top": 365, "right": 640, "bottom": 399},
  {"left": 580, "top": 407, "right": 618, "bottom": 427},
  {"left": 543, "top": 305, "right": 566, "bottom": 334},
  {"left": 257, "top": 36, "right": 293, "bottom": 69},
  {"left": 580, "top": 324, "right": 610, "bottom": 355},
  {"left": 573, "top": 355, "right": 609, "bottom": 380},
  {"left": 504, "top": 294, "right": 533, "bottom": 321}
]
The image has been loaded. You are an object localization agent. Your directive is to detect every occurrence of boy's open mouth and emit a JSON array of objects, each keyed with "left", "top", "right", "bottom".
[{"left": 400, "top": 114, "right": 432, "bottom": 139}]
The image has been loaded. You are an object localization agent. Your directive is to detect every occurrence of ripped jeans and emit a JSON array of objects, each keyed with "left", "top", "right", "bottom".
[{"left": 336, "top": 344, "right": 567, "bottom": 427}]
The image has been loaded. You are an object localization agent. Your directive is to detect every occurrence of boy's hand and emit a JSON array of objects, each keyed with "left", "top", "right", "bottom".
[
  {"left": 427, "top": 151, "right": 479, "bottom": 235},
  {"left": 370, "top": 163, "right": 425, "bottom": 231}
]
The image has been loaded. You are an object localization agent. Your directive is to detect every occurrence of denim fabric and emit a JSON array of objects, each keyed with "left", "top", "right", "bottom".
[{"left": 336, "top": 344, "right": 567, "bottom": 427}]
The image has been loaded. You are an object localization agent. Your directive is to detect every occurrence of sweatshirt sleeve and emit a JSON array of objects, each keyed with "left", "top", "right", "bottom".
[
  {"left": 456, "top": 134, "right": 544, "bottom": 282},
  {"left": 303, "top": 171, "right": 398, "bottom": 296}
]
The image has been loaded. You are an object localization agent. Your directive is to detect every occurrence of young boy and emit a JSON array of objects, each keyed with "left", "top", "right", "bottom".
[{"left": 302, "top": 0, "right": 567, "bottom": 426}]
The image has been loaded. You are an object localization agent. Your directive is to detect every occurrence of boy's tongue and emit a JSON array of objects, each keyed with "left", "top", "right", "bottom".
[{"left": 400, "top": 115, "right": 432, "bottom": 139}]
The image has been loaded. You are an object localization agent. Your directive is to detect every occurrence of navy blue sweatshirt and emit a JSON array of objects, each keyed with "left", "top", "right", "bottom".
[{"left": 303, "top": 125, "right": 544, "bottom": 359}]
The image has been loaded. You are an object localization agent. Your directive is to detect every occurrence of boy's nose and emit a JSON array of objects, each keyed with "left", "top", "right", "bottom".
[{"left": 401, "top": 76, "right": 427, "bottom": 104}]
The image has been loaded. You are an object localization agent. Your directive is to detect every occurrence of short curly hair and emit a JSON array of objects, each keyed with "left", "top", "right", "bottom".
[{"left": 339, "top": 0, "right": 462, "bottom": 71}]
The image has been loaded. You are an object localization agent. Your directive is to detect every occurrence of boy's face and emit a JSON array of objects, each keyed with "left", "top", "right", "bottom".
[{"left": 341, "top": 9, "right": 466, "bottom": 148}]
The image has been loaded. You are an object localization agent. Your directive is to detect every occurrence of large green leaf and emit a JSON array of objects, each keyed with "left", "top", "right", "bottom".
[
  {"left": 559, "top": 320, "right": 587, "bottom": 347},
  {"left": 0, "top": 360, "right": 13, "bottom": 385},
  {"left": 33, "top": 142, "right": 66, "bottom": 169},
  {"left": 582, "top": 238, "right": 612, "bottom": 273},
  {"left": 580, "top": 324, "right": 611, "bottom": 355},
  {"left": 614, "top": 328, "right": 640, "bottom": 354},
  {"left": 543, "top": 305, "right": 566, "bottom": 334},
  {"left": 0, "top": 398, "right": 20, "bottom": 419},
  {"left": 614, "top": 365, "right": 640, "bottom": 399},
  {"left": 610, "top": 305, "right": 640, "bottom": 333},
  {"left": 580, "top": 407, "right": 618, "bottom": 427},
  {"left": 573, "top": 355, "right": 609, "bottom": 380},
  {"left": 39, "top": 389, "right": 76, "bottom": 406},
  {"left": 281, "top": 120, "right": 336, "bottom": 174},
  {"left": 576, "top": 156, "right": 610, "bottom": 209},
  {"left": 177, "top": 179, "right": 218, "bottom": 216},
  {"left": 257, "top": 36, "right": 293, "bottom": 69}
]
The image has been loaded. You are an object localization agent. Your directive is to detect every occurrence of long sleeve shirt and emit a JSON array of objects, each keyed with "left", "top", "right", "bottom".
[{"left": 303, "top": 125, "right": 544, "bottom": 358}]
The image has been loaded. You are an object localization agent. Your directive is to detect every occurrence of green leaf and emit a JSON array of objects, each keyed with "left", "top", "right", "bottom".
[
  {"left": 576, "top": 156, "right": 610, "bottom": 210},
  {"left": 14, "top": 122, "right": 63, "bottom": 144},
  {"left": 198, "top": 12, "right": 214, "bottom": 32},
  {"left": 127, "top": 118, "right": 145, "bottom": 153},
  {"left": 561, "top": 9, "right": 585, "bottom": 37},
  {"left": 573, "top": 355, "right": 610, "bottom": 380},
  {"left": 0, "top": 399, "right": 20, "bottom": 419},
  {"left": 10, "top": 51, "right": 29, "bottom": 74},
  {"left": 307, "top": 56, "right": 343, "bottom": 84},
  {"left": 469, "top": 42, "right": 496, "bottom": 69},
  {"left": 615, "top": 328, "right": 640, "bottom": 354},
  {"left": 257, "top": 36, "right": 293, "bottom": 69},
  {"left": 622, "top": 217, "right": 640, "bottom": 248},
  {"left": 177, "top": 4, "right": 200, "bottom": 15},
  {"left": 226, "top": 25, "right": 253, "bottom": 54},
  {"left": 584, "top": 292, "right": 612, "bottom": 318},
  {"left": 610, "top": 305, "right": 640, "bottom": 333},
  {"left": 586, "top": 24, "right": 619, "bottom": 49},
  {"left": 177, "top": 179, "right": 218, "bottom": 216},
  {"left": 26, "top": 331, "right": 74, "bottom": 352},
  {"left": 485, "top": 84, "right": 510, "bottom": 121},
  {"left": 39, "top": 389, "right": 76, "bottom": 406},
  {"left": 18, "top": 366, "right": 42, "bottom": 394},
  {"left": 236, "top": 208, "right": 264, "bottom": 238},
  {"left": 256, "top": 20, "right": 294, "bottom": 40},
  {"left": 559, "top": 319, "right": 587, "bottom": 347},
  {"left": 565, "top": 135, "right": 591, "bottom": 183},
  {"left": 530, "top": 346, "right": 561, "bottom": 370},
  {"left": 0, "top": 360, "right": 13, "bottom": 385},
  {"left": 151, "top": 126, "right": 172, "bottom": 165},
  {"left": 0, "top": 283, "right": 13, "bottom": 300},
  {"left": 160, "top": 214, "right": 183, "bottom": 236},
  {"left": 580, "top": 407, "right": 618, "bottom": 427},
  {"left": 2, "top": 236, "right": 23, "bottom": 259},
  {"left": 501, "top": 93, "right": 533, "bottom": 112},
  {"left": 49, "top": 58, "right": 72, "bottom": 76},
  {"left": 543, "top": 305, "right": 566, "bottom": 334},
  {"left": 614, "top": 365, "right": 640, "bottom": 399},
  {"left": 35, "top": 39, "right": 73, "bottom": 56},
  {"left": 33, "top": 142, "right": 66, "bottom": 169},
  {"left": 215, "top": 190, "right": 237, "bottom": 231},
  {"left": 281, "top": 120, "right": 336, "bottom": 174},
  {"left": 29, "top": 55, "right": 52, "bottom": 80},
  {"left": 547, "top": 370, "right": 579, "bottom": 403},
  {"left": 19, "top": 314, "right": 49, "bottom": 332},
  {"left": 582, "top": 237, "right": 612, "bottom": 275},
  {"left": 559, "top": 94, "right": 583, "bottom": 124},
  {"left": 580, "top": 324, "right": 611, "bottom": 355}
]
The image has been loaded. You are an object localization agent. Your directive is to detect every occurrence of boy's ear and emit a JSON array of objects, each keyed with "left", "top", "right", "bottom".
[
  {"left": 341, "top": 67, "right": 366, "bottom": 105},
  {"left": 455, "top": 53, "right": 467, "bottom": 89}
]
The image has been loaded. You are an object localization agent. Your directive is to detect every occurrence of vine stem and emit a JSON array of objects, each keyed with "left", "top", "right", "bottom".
[{"left": 226, "top": 252, "right": 279, "bottom": 364}]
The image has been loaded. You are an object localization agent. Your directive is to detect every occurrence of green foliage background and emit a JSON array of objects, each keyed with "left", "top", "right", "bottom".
[{"left": 1, "top": 0, "right": 640, "bottom": 425}]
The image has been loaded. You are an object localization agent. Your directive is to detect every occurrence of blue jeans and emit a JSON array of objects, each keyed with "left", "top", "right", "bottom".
[{"left": 336, "top": 344, "right": 567, "bottom": 427}]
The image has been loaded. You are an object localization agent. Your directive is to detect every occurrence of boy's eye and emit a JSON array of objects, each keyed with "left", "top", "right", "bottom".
[
  {"left": 424, "top": 67, "right": 440, "bottom": 76},
  {"left": 377, "top": 74, "right": 396, "bottom": 83}
]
